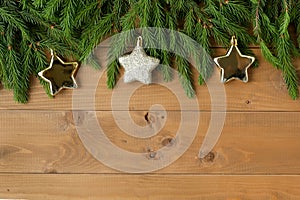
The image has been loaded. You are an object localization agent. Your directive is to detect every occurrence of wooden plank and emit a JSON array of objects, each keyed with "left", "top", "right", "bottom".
[
  {"left": 0, "top": 48, "right": 299, "bottom": 111},
  {"left": 1, "top": 110, "right": 300, "bottom": 174},
  {"left": 1, "top": 174, "right": 300, "bottom": 200}
]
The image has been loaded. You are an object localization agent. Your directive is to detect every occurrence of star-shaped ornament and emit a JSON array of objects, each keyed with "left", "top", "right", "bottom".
[
  {"left": 118, "top": 36, "right": 160, "bottom": 84},
  {"left": 214, "top": 36, "right": 255, "bottom": 83},
  {"left": 38, "top": 49, "right": 79, "bottom": 96}
]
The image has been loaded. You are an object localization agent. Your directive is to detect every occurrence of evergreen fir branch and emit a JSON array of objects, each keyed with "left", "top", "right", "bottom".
[
  {"left": 6, "top": 48, "right": 26, "bottom": 102},
  {"left": 75, "top": 2, "right": 98, "bottom": 27},
  {"left": 112, "top": 0, "right": 129, "bottom": 32},
  {"left": 33, "top": 49, "right": 48, "bottom": 75},
  {"left": 106, "top": 60, "right": 120, "bottom": 89},
  {"left": 198, "top": 74, "right": 205, "bottom": 85},
  {"left": 183, "top": 9, "right": 196, "bottom": 37},
  {"left": 120, "top": 6, "right": 137, "bottom": 31},
  {"left": 60, "top": 0, "right": 76, "bottom": 37},
  {"left": 106, "top": 30, "right": 137, "bottom": 88},
  {"left": 260, "top": 41, "right": 280, "bottom": 68},
  {"left": 175, "top": 55, "right": 195, "bottom": 98},
  {"left": 277, "top": 36, "right": 299, "bottom": 99},
  {"left": 168, "top": 0, "right": 188, "bottom": 13},
  {"left": 43, "top": 0, "right": 64, "bottom": 20},
  {"left": 194, "top": 23, "right": 214, "bottom": 80},
  {"left": 0, "top": 7, "right": 30, "bottom": 40},
  {"left": 260, "top": 13, "right": 277, "bottom": 42},
  {"left": 137, "top": 0, "right": 152, "bottom": 27},
  {"left": 297, "top": 23, "right": 300, "bottom": 48},
  {"left": 46, "top": 24, "right": 79, "bottom": 50},
  {"left": 79, "top": 13, "right": 114, "bottom": 61},
  {"left": 158, "top": 51, "right": 173, "bottom": 82},
  {"left": 35, "top": 49, "right": 52, "bottom": 97},
  {"left": 152, "top": 0, "right": 164, "bottom": 27},
  {"left": 39, "top": 39, "right": 76, "bottom": 57},
  {"left": 17, "top": 44, "right": 34, "bottom": 103},
  {"left": 0, "top": 0, "right": 299, "bottom": 102},
  {"left": 276, "top": 0, "right": 299, "bottom": 99},
  {"left": 32, "top": 0, "right": 47, "bottom": 8},
  {"left": 221, "top": 1, "right": 252, "bottom": 23},
  {"left": 0, "top": 7, "right": 22, "bottom": 27},
  {"left": 211, "top": 28, "right": 230, "bottom": 47},
  {"left": 279, "top": 11, "right": 290, "bottom": 36},
  {"left": 105, "top": 3, "right": 137, "bottom": 89},
  {"left": 182, "top": 5, "right": 213, "bottom": 83},
  {"left": 0, "top": 23, "right": 4, "bottom": 33},
  {"left": 165, "top": 14, "right": 177, "bottom": 52},
  {"left": 206, "top": 1, "right": 253, "bottom": 46},
  {"left": 20, "top": 10, "right": 48, "bottom": 27},
  {"left": 83, "top": 54, "right": 101, "bottom": 70},
  {"left": 296, "top": 6, "right": 300, "bottom": 47},
  {"left": 0, "top": 41, "right": 6, "bottom": 86}
]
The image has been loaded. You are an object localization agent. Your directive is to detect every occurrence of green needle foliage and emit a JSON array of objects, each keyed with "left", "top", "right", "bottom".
[
  {"left": 0, "top": 0, "right": 77, "bottom": 102},
  {"left": 0, "top": 0, "right": 299, "bottom": 102},
  {"left": 253, "top": 0, "right": 300, "bottom": 99}
]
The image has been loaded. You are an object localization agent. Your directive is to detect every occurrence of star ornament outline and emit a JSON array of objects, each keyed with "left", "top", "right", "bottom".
[
  {"left": 118, "top": 36, "right": 160, "bottom": 84},
  {"left": 38, "top": 49, "right": 79, "bottom": 96},
  {"left": 214, "top": 36, "right": 255, "bottom": 83}
]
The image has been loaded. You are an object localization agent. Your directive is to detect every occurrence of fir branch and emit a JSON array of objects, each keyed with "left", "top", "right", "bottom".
[
  {"left": 83, "top": 54, "right": 101, "bottom": 70},
  {"left": 221, "top": 1, "right": 252, "bottom": 23},
  {"left": 0, "top": 7, "right": 30, "bottom": 40},
  {"left": 138, "top": 0, "right": 152, "bottom": 27},
  {"left": 6, "top": 48, "right": 25, "bottom": 102},
  {"left": 176, "top": 55, "right": 195, "bottom": 98},
  {"left": 106, "top": 59, "right": 120, "bottom": 89},
  {"left": 35, "top": 49, "right": 52, "bottom": 97},
  {"left": 106, "top": 31, "right": 135, "bottom": 89},
  {"left": 43, "top": 0, "right": 64, "bottom": 20},
  {"left": 79, "top": 13, "right": 114, "bottom": 61},
  {"left": 260, "top": 41, "right": 280, "bottom": 68},
  {"left": 17, "top": 44, "right": 34, "bottom": 103},
  {"left": 253, "top": 0, "right": 279, "bottom": 68},
  {"left": 158, "top": 51, "right": 173, "bottom": 82},
  {"left": 0, "top": 40, "right": 7, "bottom": 87},
  {"left": 60, "top": 0, "right": 76, "bottom": 37},
  {"left": 33, "top": 49, "right": 48, "bottom": 75},
  {"left": 0, "top": 0, "right": 299, "bottom": 102},
  {"left": 75, "top": 2, "right": 98, "bottom": 28},
  {"left": 32, "top": 0, "right": 47, "bottom": 8},
  {"left": 277, "top": 35, "right": 299, "bottom": 99},
  {"left": 276, "top": 0, "right": 299, "bottom": 99}
]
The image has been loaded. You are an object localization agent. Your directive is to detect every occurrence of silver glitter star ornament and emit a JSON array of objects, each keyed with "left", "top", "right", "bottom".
[{"left": 118, "top": 36, "right": 160, "bottom": 84}]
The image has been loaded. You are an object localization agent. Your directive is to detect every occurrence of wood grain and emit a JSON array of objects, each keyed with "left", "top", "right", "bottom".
[
  {"left": 1, "top": 174, "right": 300, "bottom": 200},
  {"left": 0, "top": 49, "right": 299, "bottom": 111},
  {"left": 1, "top": 110, "right": 300, "bottom": 174},
  {"left": 1, "top": 45, "right": 300, "bottom": 199}
]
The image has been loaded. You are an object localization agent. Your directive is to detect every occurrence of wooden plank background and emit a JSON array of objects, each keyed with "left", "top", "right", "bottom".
[{"left": 0, "top": 46, "right": 300, "bottom": 199}]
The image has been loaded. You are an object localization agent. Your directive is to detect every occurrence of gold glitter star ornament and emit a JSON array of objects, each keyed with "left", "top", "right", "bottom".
[
  {"left": 214, "top": 36, "right": 255, "bottom": 83},
  {"left": 38, "top": 49, "right": 79, "bottom": 96},
  {"left": 118, "top": 36, "right": 160, "bottom": 84}
]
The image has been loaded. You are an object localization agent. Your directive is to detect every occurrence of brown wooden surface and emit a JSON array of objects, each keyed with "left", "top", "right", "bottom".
[
  {"left": 1, "top": 111, "right": 300, "bottom": 174},
  {"left": 1, "top": 174, "right": 300, "bottom": 200},
  {"left": 1, "top": 47, "right": 300, "bottom": 199}
]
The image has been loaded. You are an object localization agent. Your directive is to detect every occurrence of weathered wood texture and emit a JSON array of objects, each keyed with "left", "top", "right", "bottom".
[
  {"left": 0, "top": 47, "right": 300, "bottom": 199},
  {"left": 1, "top": 175, "right": 300, "bottom": 200},
  {"left": 1, "top": 111, "right": 300, "bottom": 174}
]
